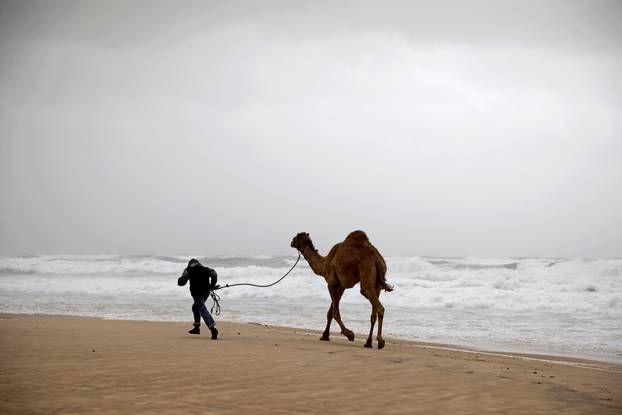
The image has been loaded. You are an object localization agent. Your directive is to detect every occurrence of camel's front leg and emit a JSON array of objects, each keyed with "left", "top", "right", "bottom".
[
  {"left": 321, "top": 286, "right": 344, "bottom": 340},
  {"left": 320, "top": 303, "right": 333, "bottom": 341},
  {"left": 328, "top": 285, "right": 354, "bottom": 341}
]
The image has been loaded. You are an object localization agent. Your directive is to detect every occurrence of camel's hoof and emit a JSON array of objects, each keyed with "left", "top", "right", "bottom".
[
  {"left": 319, "top": 335, "right": 329, "bottom": 341},
  {"left": 342, "top": 330, "right": 355, "bottom": 341},
  {"left": 378, "top": 339, "right": 385, "bottom": 349},
  {"left": 364, "top": 340, "right": 372, "bottom": 348}
]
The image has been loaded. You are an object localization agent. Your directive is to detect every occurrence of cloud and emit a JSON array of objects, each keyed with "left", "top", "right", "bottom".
[{"left": 1, "top": 1, "right": 621, "bottom": 256}]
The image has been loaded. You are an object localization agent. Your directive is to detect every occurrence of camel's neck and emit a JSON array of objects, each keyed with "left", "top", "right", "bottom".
[{"left": 301, "top": 246, "right": 326, "bottom": 276}]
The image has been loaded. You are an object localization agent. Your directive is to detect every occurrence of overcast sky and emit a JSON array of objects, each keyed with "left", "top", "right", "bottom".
[{"left": 1, "top": 1, "right": 621, "bottom": 257}]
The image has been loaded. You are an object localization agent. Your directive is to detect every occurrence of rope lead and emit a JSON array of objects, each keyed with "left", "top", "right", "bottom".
[{"left": 208, "top": 251, "right": 301, "bottom": 315}]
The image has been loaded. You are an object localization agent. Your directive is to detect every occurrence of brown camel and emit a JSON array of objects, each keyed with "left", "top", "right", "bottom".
[{"left": 290, "top": 230, "right": 393, "bottom": 349}]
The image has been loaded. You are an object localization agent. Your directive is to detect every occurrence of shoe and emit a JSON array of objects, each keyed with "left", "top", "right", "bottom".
[
  {"left": 188, "top": 326, "right": 200, "bottom": 335},
  {"left": 210, "top": 326, "right": 218, "bottom": 340}
]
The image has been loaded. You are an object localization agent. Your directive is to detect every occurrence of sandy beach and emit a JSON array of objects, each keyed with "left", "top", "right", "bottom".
[{"left": 0, "top": 314, "right": 620, "bottom": 415}]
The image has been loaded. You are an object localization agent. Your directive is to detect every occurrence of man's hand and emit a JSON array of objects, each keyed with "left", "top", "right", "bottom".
[{"left": 178, "top": 269, "right": 189, "bottom": 286}]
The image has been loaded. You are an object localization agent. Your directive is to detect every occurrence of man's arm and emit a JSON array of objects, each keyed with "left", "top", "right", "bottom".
[
  {"left": 208, "top": 268, "right": 218, "bottom": 289},
  {"left": 177, "top": 269, "right": 189, "bottom": 286}
]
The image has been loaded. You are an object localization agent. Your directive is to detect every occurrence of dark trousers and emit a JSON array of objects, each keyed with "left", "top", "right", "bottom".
[{"left": 192, "top": 295, "right": 215, "bottom": 328}]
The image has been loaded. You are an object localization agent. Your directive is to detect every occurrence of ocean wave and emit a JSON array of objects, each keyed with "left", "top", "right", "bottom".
[
  {"left": 0, "top": 254, "right": 295, "bottom": 275},
  {"left": 1, "top": 255, "right": 621, "bottom": 316},
  {"left": 1, "top": 254, "right": 621, "bottom": 360},
  {"left": 428, "top": 259, "right": 518, "bottom": 270}
]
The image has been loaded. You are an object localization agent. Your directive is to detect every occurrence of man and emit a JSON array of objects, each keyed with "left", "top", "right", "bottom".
[{"left": 178, "top": 258, "right": 219, "bottom": 339}]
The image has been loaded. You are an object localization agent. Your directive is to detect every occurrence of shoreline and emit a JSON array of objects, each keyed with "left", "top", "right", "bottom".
[
  {"left": 1, "top": 314, "right": 620, "bottom": 414},
  {"left": 3, "top": 312, "right": 621, "bottom": 367}
]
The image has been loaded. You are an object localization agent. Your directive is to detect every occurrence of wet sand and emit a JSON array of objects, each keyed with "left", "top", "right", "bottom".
[{"left": 0, "top": 314, "right": 620, "bottom": 414}]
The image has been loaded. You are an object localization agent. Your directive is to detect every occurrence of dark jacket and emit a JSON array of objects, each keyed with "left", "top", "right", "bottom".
[{"left": 178, "top": 261, "right": 218, "bottom": 297}]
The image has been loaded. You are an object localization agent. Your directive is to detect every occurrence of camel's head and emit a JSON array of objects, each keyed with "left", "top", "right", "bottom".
[{"left": 290, "top": 232, "right": 314, "bottom": 253}]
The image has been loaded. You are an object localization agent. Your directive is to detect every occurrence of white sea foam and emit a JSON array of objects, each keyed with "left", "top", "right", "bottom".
[{"left": 0, "top": 255, "right": 620, "bottom": 362}]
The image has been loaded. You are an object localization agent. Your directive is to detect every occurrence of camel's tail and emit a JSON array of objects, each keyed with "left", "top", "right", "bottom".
[{"left": 376, "top": 260, "right": 394, "bottom": 292}]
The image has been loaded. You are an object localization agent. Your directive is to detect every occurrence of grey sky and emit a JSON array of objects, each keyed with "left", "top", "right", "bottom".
[{"left": 1, "top": 1, "right": 621, "bottom": 257}]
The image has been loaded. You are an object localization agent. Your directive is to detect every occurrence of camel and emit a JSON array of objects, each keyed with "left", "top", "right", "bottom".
[{"left": 290, "top": 230, "right": 393, "bottom": 349}]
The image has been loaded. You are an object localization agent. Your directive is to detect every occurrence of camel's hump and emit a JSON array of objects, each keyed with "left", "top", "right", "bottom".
[{"left": 344, "top": 230, "right": 369, "bottom": 244}]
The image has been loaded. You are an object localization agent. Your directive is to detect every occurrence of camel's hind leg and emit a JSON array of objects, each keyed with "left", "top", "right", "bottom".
[
  {"left": 320, "top": 289, "right": 340, "bottom": 341},
  {"left": 372, "top": 291, "right": 386, "bottom": 349},
  {"left": 361, "top": 270, "right": 386, "bottom": 349},
  {"left": 328, "top": 285, "right": 354, "bottom": 341},
  {"left": 360, "top": 289, "right": 376, "bottom": 348}
]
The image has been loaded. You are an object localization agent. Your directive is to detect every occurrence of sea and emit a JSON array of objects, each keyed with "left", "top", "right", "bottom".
[{"left": 1, "top": 254, "right": 621, "bottom": 363}]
